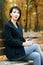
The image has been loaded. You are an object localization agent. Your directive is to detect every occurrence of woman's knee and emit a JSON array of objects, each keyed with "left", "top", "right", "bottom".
[
  {"left": 33, "top": 44, "right": 40, "bottom": 48},
  {"left": 33, "top": 43, "right": 39, "bottom": 47},
  {"left": 29, "top": 52, "right": 40, "bottom": 60}
]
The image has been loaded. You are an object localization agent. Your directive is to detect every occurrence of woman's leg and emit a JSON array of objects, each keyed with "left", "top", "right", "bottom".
[
  {"left": 30, "top": 44, "right": 43, "bottom": 65},
  {"left": 24, "top": 44, "right": 41, "bottom": 55},
  {"left": 23, "top": 52, "right": 41, "bottom": 65},
  {"left": 24, "top": 43, "right": 43, "bottom": 65}
]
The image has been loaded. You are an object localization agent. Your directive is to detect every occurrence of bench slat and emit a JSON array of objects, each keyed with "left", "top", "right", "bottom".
[{"left": 0, "top": 48, "right": 5, "bottom": 55}]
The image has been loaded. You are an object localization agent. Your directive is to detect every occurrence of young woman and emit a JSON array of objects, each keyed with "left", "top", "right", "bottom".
[{"left": 3, "top": 6, "right": 43, "bottom": 65}]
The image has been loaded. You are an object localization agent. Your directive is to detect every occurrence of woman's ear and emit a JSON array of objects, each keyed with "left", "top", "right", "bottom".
[{"left": 10, "top": 13, "right": 12, "bottom": 17}]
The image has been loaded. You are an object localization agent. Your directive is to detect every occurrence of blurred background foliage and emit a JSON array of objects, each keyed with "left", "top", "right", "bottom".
[{"left": 0, "top": 0, "right": 43, "bottom": 32}]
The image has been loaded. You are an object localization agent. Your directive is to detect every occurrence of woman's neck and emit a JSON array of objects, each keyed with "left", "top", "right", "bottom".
[{"left": 11, "top": 19, "right": 17, "bottom": 25}]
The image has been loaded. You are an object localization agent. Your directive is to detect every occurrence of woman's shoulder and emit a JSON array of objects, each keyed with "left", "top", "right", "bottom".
[{"left": 4, "top": 20, "right": 11, "bottom": 27}]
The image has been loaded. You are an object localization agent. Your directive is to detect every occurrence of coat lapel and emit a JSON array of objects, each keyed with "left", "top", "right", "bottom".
[{"left": 7, "top": 20, "right": 23, "bottom": 38}]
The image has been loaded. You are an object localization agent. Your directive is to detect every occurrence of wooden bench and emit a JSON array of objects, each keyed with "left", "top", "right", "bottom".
[
  {"left": 0, "top": 61, "right": 33, "bottom": 65},
  {"left": 0, "top": 31, "right": 7, "bottom": 60}
]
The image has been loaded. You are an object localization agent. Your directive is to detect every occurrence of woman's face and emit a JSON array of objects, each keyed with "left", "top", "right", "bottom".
[{"left": 10, "top": 9, "right": 20, "bottom": 21}]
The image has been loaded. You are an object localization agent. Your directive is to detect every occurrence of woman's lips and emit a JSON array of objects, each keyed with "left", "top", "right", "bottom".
[{"left": 14, "top": 16, "right": 18, "bottom": 18}]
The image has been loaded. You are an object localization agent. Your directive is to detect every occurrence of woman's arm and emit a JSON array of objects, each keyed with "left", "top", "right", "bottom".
[{"left": 22, "top": 40, "right": 33, "bottom": 46}]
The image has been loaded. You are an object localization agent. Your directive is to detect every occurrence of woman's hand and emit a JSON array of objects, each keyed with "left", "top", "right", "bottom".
[{"left": 22, "top": 40, "right": 33, "bottom": 46}]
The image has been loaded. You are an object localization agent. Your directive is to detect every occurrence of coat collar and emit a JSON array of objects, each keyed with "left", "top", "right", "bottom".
[{"left": 8, "top": 20, "right": 19, "bottom": 29}]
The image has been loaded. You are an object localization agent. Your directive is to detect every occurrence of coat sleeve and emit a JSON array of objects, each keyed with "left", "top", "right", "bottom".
[{"left": 3, "top": 25, "right": 24, "bottom": 47}]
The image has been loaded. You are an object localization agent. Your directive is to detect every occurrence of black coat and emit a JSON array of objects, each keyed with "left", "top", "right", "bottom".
[{"left": 3, "top": 20, "right": 26, "bottom": 61}]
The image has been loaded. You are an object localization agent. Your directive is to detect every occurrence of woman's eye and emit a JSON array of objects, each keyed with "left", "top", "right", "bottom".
[
  {"left": 13, "top": 11, "right": 19, "bottom": 14},
  {"left": 17, "top": 12, "right": 19, "bottom": 14},
  {"left": 13, "top": 11, "right": 16, "bottom": 13}
]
